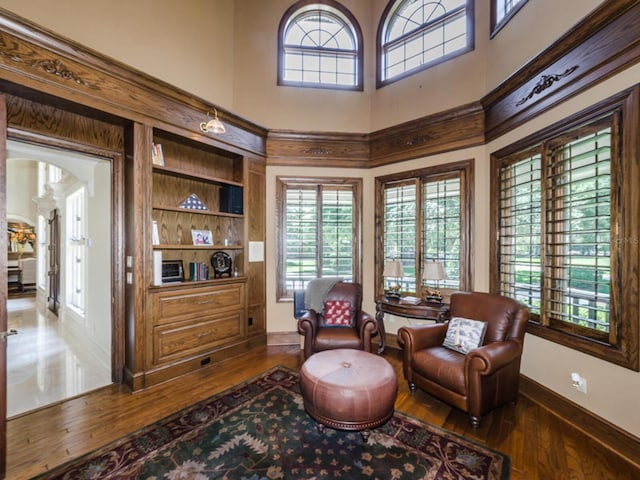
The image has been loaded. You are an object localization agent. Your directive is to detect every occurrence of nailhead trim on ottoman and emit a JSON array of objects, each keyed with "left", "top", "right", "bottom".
[{"left": 299, "top": 348, "right": 397, "bottom": 440}]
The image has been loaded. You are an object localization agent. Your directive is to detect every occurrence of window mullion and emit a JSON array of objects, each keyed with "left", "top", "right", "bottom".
[{"left": 316, "top": 185, "right": 323, "bottom": 278}]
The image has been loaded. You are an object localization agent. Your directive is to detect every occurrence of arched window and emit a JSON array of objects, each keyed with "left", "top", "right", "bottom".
[
  {"left": 378, "top": 0, "right": 474, "bottom": 87},
  {"left": 278, "top": 1, "right": 363, "bottom": 90},
  {"left": 491, "top": 0, "right": 528, "bottom": 37}
]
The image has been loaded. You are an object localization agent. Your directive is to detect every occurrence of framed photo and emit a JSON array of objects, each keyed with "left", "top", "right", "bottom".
[{"left": 191, "top": 229, "right": 213, "bottom": 246}]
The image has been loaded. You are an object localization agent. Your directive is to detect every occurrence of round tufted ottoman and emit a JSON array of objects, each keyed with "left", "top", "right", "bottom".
[{"left": 299, "top": 348, "right": 397, "bottom": 440}]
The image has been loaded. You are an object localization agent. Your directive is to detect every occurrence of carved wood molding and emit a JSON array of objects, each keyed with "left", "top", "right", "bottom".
[
  {"left": 267, "top": 102, "right": 484, "bottom": 168},
  {"left": 0, "top": 2, "right": 638, "bottom": 166},
  {"left": 484, "top": 0, "right": 640, "bottom": 141},
  {"left": 0, "top": 8, "right": 267, "bottom": 158},
  {"left": 267, "top": 130, "right": 370, "bottom": 168},
  {"left": 368, "top": 102, "right": 484, "bottom": 167},
  {"left": 515, "top": 66, "right": 579, "bottom": 106}
]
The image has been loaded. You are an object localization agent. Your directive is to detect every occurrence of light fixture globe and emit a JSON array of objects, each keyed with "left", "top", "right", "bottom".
[{"left": 199, "top": 109, "right": 226, "bottom": 134}]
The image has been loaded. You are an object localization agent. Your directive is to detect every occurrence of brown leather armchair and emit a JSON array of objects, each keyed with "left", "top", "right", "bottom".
[
  {"left": 297, "top": 281, "right": 378, "bottom": 359},
  {"left": 397, "top": 291, "right": 529, "bottom": 428}
]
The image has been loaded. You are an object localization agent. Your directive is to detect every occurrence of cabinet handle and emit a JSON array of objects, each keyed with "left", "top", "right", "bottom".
[{"left": 195, "top": 300, "right": 213, "bottom": 305}]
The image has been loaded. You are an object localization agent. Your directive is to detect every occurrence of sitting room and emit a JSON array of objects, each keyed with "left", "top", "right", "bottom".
[{"left": 0, "top": 1, "right": 639, "bottom": 479}]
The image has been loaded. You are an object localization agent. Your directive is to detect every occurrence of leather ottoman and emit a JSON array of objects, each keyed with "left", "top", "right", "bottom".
[{"left": 299, "top": 348, "right": 397, "bottom": 440}]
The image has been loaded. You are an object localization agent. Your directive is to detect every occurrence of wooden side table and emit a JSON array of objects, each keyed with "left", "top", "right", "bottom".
[{"left": 375, "top": 296, "right": 450, "bottom": 353}]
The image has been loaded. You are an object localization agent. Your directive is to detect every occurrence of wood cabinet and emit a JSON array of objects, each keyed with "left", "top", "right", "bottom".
[{"left": 136, "top": 129, "right": 259, "bottom": 389}]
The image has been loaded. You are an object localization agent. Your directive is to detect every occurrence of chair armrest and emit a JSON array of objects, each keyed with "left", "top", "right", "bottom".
[
  {"left": 297, "top": 309, "right": 320, "bottom": 336},
  {"left": 466, "top": 340, "right": 523, "bottom": 375},
  {"left": 355, "top": 310, "right": 378, "bottom": 336},
  {"left": 397, "top": 324, "right": 448, "bottom": 352}
]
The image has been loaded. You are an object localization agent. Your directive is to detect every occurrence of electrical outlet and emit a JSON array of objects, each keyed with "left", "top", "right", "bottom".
[{"left": 571, "top": 372, "right": 587, "bottom": 394}]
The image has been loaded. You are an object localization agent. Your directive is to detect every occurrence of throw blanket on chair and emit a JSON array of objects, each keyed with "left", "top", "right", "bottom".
[{"left": 304, "top": 277, "right": 343, "bottom": 313}]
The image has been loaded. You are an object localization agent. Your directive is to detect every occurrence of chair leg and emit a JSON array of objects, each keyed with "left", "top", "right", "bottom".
[{"left": 470, "top": 415, "right": 481, "bottom": 429}]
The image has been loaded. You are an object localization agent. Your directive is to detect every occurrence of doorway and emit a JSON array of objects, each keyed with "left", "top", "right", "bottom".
[{"left": 5, "top": 141, "right": 113, "bottom": 417}]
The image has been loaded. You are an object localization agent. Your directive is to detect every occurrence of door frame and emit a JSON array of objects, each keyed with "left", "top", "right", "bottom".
[
  {"left": 0, "top": 127, "right": 126, "bottom": 477},
  {"left": 0, "top": 95, "right": 8, "bottom": 479}
]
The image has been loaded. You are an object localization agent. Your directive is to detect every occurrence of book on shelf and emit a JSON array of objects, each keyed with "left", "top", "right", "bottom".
[
  {"left": 399, "top": 295, "right": 422, "bottom": 305},
  {"left": 151, "top": 143, "right": 165, "bottom": 166},
  {"left": 189, "top": 262, "right": 210, "bottom": 281},
  {"left": 151, "top": 221, "right": 160, "bottom": 245}
]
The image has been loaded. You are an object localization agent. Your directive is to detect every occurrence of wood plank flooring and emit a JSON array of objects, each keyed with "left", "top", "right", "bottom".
[{"left": 7, "top": 345, "right": 640, "bottom": 479}]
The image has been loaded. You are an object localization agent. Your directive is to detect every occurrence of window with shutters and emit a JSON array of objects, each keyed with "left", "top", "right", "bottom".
[
  {"left": 376, "top": 160, "right": 473, "bottom": 297},
  {"left": 276, "top": 177, "right": 362, "bottom": 300},
  {"left": 491, "top": 91, "right": 640, "bottom": 370}
]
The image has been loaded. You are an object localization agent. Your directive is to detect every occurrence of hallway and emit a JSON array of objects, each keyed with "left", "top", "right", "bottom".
[{"left": 6, "top": 296, "right": 111, "bottom": 418}]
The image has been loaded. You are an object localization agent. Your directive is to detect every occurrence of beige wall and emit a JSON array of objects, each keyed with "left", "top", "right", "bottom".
[
  {"left": 0, "top": 0, "right": 236, "bottom": 110},
  {"left": 2, "top": 0, "right": 637, "bottom": 439}
]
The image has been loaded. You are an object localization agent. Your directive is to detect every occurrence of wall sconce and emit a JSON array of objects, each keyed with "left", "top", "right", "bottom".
[
  {"left": 422, "top": 259, "right": 447, "bottom": 303},
  {"left": 199, "top": 109, "right": 226, "bottom": 134},
  {"left": 383, "top": 259, "right": 404, "bottom": 299}
]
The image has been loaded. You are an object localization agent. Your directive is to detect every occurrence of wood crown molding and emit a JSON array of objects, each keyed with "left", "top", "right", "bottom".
[
  {"left": 266, "top": 2, "right": 640, "bottom": 168},
  {"left": 0, "top": 2, "right": 638, "bottom": 166},
  {"left": 267, "top": 102, "right": 484, "bottom": 169},
  {"left": 267, "top": 130, "right": 370, "bottom": 168},
  {"left": 483, "top": 0, "right": 640, "bottom": 141},
  {"left": 0, "top": 7, "right": 268, "bottom": 159}
]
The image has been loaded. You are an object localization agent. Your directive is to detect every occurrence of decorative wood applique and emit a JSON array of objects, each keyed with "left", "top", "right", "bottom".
[
  {"left": 516, "top": 65, "right": 579, "bottom": 106},
  {"left": 398, "top": 133, "right": 433, "bottom": 147},
  {"left": 301, "top": 147, "right": 331, "bottom": 156},
  {"left": 0, "top": 42, "right": 94, "bottom": 87}
]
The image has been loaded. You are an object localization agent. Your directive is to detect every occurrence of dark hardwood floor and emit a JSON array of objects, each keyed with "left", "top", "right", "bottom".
[{"left": 7, "top": 345, "right": 640, "bottom": 479}]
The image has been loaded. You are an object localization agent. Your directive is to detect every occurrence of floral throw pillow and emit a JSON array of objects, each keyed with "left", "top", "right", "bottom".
[
  {"left": 323, "top": 300, "right": 353, "bottom": 327},
  {"left": 442, "top": 316, "right": 488, "bottom": 354}
]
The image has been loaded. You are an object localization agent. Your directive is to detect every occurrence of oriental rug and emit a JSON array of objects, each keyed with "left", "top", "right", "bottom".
[{"left": 36, "top": 366, "right": 510, "bottom": 480}]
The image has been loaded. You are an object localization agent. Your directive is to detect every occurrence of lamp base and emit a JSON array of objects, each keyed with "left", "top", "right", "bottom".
[
  {"left": 424, "top": 295, "right": 443, "bottom": 304},
  {"left": 385, "top": 291, "right": 402, "bottom": 300}
]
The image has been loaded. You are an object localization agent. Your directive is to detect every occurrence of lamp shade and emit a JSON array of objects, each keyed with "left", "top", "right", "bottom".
[
  {"left": 422, "top": 260, "right": 447, "bottom": 281},
  {"left": 383, "top": 260, "right": 403, "bottom": 278},
  {"left": 199, "top": 109, "right": 226, "bottom": 134}
]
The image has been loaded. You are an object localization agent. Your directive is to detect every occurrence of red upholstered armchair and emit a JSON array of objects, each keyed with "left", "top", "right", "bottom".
[
  {"left": 297, "top": 281, "right": 378, "bottom": 359},
  {"left": 397, "top": 291, "right": 529, "bottom": 428}
]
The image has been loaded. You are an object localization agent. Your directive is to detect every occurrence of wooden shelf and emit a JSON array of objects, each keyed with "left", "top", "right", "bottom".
[
  {"left": 152, "top": 164, "right": 243, "bottom": 187},
  {"left": 152, "top": 244, "right": 243, "bottom": 250},
  {"left": 152, "top": 204, "right": 242, "bottom": 218}
]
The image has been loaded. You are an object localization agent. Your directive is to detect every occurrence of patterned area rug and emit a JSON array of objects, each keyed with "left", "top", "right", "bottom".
[{"left": 36, "top": 366, "right": 510, "bottom": 480}]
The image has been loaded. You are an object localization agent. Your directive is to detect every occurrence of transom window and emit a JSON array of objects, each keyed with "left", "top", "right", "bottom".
[
  {"left": 376, "top": 160, "right": 473, "bottom": 298},
  {"left": 278, "top": 1, "right": 363, "bottom": 90},
  {"left": 491, "top": 91, "right": 640, "bottom": 371},
  {"left": 491, "top": 0, "right": 528, "bottom": 37},
  {"left": 276, "top": 177, "right": 362, "bottom": 300},
  {"left": 378, "top": 0, "right": 474, "bottom": 87}
]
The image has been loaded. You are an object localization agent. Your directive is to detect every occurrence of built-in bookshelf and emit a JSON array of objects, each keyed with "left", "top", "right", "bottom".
[
  {"left": 143, "top": 129, "right": 250, "bottom": 387},
  {"left": 151, "top": 130, "right": 245, "bottom": 285}
]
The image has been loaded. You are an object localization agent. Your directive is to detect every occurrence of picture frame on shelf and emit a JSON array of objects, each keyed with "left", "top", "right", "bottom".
[{"left": 191, "top": 229, "right": 213, "bottom": 246}]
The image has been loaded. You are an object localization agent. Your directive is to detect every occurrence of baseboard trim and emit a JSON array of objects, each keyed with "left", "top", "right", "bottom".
[
  {"left": 267, "top": 331, "right": 300, "bottom": 346},
  {"left": 519, "top": 375, "right": 640, "bottom": 470}
]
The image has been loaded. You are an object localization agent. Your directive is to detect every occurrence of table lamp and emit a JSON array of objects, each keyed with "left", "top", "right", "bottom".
[
  {"left": 422, "top": 259, "right": 447, "bottom": 303},
  {"left": 383, "top": 260, "right": 404, "bottom": 299}
]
